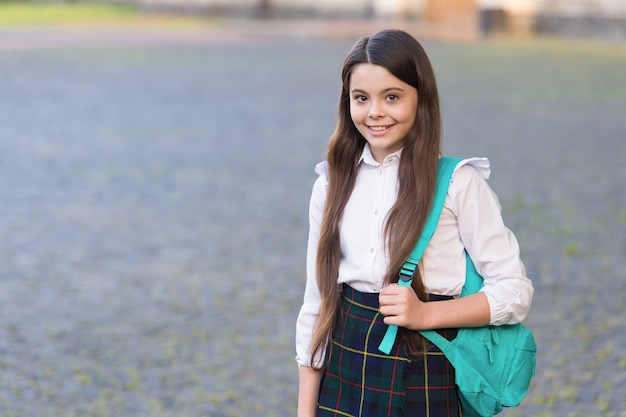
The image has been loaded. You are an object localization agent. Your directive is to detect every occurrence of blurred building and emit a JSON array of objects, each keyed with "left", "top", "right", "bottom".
[
  {"left": 533, "top": 0, "right": 626, "bottom": 39},
  {"left": 478, "top": 0, "right": 626, "bottom": 39},
  {"left": 139, "top": 0, "right": 626, "bottom": 39}
]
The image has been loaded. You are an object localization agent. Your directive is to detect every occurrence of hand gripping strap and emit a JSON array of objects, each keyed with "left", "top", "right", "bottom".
[{"left": 378, "top": 157, "right": 463, "bottom": 354}]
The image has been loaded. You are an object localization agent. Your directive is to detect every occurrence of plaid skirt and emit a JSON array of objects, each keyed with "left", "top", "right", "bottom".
[{"left": 317, "top": 284, "right": 462, "bottom": 417}]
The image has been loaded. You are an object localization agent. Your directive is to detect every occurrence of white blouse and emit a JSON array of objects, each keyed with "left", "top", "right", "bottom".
[{"left": 295, "top": 145, "right": 534, "bottom": 367}]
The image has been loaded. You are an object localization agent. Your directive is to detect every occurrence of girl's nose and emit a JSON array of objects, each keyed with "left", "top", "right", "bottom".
[{"left": 368, "top": 102, "right": 383, "bottom": 119}]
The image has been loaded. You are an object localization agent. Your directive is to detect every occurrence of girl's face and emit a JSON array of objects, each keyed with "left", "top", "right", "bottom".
[{"left": 349, "top": 63, "right": 418, "bottom": 163}]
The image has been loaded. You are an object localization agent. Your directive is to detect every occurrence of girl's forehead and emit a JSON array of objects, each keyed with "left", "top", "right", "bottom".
[{"left": 349, "top": 63, "right": 412, "bottom": 91}]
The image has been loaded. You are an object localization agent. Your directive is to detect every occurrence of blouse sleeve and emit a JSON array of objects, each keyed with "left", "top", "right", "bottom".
[
  {"left": 449, "top": 162, "right": 534, "bottom": 325},
  {"left": 295, "top": 163, "right": 328, "bottom": 367}
]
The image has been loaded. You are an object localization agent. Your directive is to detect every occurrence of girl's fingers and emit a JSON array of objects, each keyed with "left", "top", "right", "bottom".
[
  {"left": 380, "top": 283, "right": 398, "bottom": 294},
  {"left": 379, "top": 286, "right": 424, "bottom": 328}
]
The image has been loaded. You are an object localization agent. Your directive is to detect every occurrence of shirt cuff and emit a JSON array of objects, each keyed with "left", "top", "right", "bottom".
[{"left": 481, "top": 277, "right": 534, "bottom": 325}]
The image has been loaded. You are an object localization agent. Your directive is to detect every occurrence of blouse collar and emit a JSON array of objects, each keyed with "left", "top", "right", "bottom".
[{"left": 358, "top": 144, "right": 403, "bottom": 167}]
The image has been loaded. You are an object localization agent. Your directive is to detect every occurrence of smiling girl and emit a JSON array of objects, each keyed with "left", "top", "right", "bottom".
[{"left": 295, "top": 30, "right": 533, "bottom": 417}]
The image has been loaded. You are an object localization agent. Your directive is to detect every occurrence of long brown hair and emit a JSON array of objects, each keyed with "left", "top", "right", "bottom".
[{"left": 308, "top": 29, "right": 443, "bottom": 368}]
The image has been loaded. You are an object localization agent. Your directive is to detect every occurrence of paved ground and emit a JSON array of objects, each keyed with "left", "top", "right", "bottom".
[{"left": 0, "top": 22, "right": 625, "bottom": 416}]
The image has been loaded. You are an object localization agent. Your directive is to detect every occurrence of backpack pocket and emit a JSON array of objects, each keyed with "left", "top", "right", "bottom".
[{"left": 501, "top": 325, "right": 537, "bottom": 407}]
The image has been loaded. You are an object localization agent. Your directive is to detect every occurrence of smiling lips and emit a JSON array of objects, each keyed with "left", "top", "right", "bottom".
[{"left": 368, "top": 124, "right": 393, "bottom": 134}]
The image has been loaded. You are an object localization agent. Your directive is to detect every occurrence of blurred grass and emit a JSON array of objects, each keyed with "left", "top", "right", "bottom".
[
  {"left": 0, "top": 1, "right": 212, "bottom": 27},
  {"left": 0, "top": 2, "right": 139, "bottom": 24}
]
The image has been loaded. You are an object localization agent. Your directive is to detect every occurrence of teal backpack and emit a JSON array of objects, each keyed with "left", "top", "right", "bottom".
[{"left": 379, "top": 156, "right": 536, "bottom": 417}]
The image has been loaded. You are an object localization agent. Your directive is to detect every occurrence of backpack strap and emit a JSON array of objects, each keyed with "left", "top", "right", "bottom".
[{"left": 378, "top": 156, "right": 463, "bottom": 354}]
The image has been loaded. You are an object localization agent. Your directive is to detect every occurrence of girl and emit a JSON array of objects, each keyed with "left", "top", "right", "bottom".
[{"left": 295, "top": 29, "right": 533, "bottom": 417}]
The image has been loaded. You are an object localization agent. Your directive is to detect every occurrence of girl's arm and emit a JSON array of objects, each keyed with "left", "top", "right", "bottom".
[
  {"left": 298, "top": 366, "right": 323, "bottom": 417},
  {"left": 379, "top": 287, "right": 490, "bottom": 329},
  {"left": 380, "top": 162, "right": 532, "bottom": 330},
  {"left": 296, "top": 171, "right": 327, "bottom": 417}
]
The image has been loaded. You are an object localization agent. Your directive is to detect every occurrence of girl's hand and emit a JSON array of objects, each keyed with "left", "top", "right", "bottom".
[
  {"left": 379, "top": 285, "right": 492, "bottom": 331},
  {"left": 378, "top": 284, "right": 426, "bottom": 330}
]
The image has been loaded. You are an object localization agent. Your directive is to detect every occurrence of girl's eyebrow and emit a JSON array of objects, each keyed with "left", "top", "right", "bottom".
[{"left": 350, "top": 87, "right": 406, "bottom": 94}]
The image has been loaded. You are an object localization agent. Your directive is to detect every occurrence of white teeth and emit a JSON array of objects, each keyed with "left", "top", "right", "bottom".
[{"left": 369, "top": 126, "right": 389, "bottom": 131}]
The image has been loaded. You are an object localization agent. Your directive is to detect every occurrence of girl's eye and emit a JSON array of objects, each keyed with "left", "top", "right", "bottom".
[
  {"left": 354, "top": 95, "right": 367, "bottom": 103},
  {"left": 387, "top": 94, "right": 399, "bottom": 101}
]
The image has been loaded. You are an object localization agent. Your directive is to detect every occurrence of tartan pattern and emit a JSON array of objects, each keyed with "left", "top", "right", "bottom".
[{"left": 317, "top": 284, "right": 462, "bottom": 417}]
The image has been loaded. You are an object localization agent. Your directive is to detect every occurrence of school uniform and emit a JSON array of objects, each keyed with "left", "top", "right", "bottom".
[{"left": 296, "top": 145, "right": 533, "bottom": 417}]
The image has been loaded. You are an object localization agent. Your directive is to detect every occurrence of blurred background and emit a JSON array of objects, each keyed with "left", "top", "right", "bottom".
[{"left": 0, "top": 0, "right": 625, "bottom": 416}]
